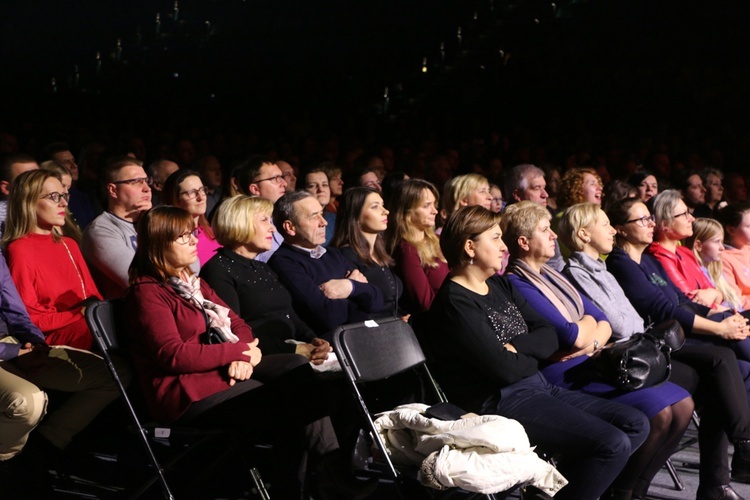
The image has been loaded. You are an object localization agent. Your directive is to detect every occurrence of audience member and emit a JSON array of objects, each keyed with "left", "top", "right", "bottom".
[
  {"left": 162, "top": 169, "right": 220, "bottom": 268},
  {"left": 277, "top": 160, "right": 297, "bottom": 193},
  {"left": 627, "top": 171, "right": 659, "bottom": 203},
  {"left": 331, "top": 187, "right": 403, "bottom": 319},
  {"left": 0, "top": 153, "right": 38, "bottom": 237},
  {"left": 385, "top": 179, "right": 448, "bottom": 312},
  {"left": 320, "top": 162, "right": 343, "bottom": 214},
  {"left": 194, "top": 155, "right": 223, "bottom": 216},
  {"left": 81, "top": 156, "right": 152, "bottom": 298},
  {"left": 147, "top": 159, "right": 179, "bottom": 206},
  {"left": 718, "top": 202, "right": 750, "bottom": 306},
  {"left": 303, "top": 167, "right": 335, "bottom": 245},
  {"left": 39, "top": 161, "right": 83, "bottom": 243},
  {"left": 3, "top": 170, "right": 101, "bottom": 349}
]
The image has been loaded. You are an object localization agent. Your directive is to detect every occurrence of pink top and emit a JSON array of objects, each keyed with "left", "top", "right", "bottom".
[
  {"left": 722, "top": 245, "right": 750, "bottom": 307},
  {"left": 195, "top": 226, "right": 221, "bottom": 267}
]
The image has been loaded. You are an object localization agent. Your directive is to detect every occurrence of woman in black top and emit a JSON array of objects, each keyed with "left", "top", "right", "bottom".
[
  {"left": 201, "top": 195, "right": 332, "bottom": 363},
  {"left": 419, "top": 205, "right": 649, "bottom": 500},
  {"left": 330, "top": 187, "right": 403, "bottom": 319}
]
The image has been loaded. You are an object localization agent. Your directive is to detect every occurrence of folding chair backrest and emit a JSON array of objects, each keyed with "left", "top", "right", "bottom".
[
  {"left": 86, "top": 299, "right": 124, "bottom": 354},
  {"left": 333, "top": 317, "right": 428, "bottom": 383}
]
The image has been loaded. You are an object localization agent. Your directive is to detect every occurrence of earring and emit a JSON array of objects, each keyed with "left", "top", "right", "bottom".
[
  {"left": 469, "top": 258, "right": 474, "bottom": 265},
  {"left": 584, "top": 237, "right": 591, "bottom": 243}
]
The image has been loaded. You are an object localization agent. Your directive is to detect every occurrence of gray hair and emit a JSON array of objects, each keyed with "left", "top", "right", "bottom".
[
  {"left": 651, "top": 189, "right": 683, "bottom": 230},
  {"left": 273, "top": 190, "right": 315, "bottom": 237},
  {"left": 504, "top": 164, "right": 544, "bottom": 204}
]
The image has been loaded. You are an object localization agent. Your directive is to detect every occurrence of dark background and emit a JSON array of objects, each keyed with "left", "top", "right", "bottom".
[{"left": 2, "top": 0, "right": 750, "bottom": 161}]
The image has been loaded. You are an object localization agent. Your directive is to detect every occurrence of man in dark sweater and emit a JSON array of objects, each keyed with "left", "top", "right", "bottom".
[{"left": 269, "top": 191, "right": 383, "bottom": 340}]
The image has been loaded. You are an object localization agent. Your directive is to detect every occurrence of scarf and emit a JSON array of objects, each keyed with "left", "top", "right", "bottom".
[
  {"left": 506, "top": 258, "right": 585, "bottom": 323},
  {"left": 167, "top": 274, "right": 239, "bottom": 343}
]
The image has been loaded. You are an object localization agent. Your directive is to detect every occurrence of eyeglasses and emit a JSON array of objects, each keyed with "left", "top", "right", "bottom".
[
  {"left": 39, "top": 192, "right": 70, "bottom": 204},
  {"left": 626, "top": 214, "right": 655, "bottom": 227},
  {"left": 253, "top": 175, "right": 285, "bottom": 185},
  {"left": 281, "top": 172, "right": 295, "bottom": 180},
  {"left": 175, "top": 231, "right": 194, "bottom": 245},
  {"left": 112, "top": 177, "right": 153, "bottom": 187},
  {"left": 673, "top": 210, "right": 691, "bottom": 220},
  {"left": 180, "top": 186, "right": 209, "bottom": 199}
]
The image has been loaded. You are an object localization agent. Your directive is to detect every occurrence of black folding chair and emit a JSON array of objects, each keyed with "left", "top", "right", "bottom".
[
  {"left": 332, "top": 317, "right": 501, "bottom": 499},
  {"left": 85, "top": 299, "right": 270, "bottom": 500}
]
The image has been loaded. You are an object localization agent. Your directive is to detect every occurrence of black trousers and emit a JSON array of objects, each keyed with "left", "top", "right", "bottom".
[{"left": 670, "top": 344, "right": 750, "bottom": 487}]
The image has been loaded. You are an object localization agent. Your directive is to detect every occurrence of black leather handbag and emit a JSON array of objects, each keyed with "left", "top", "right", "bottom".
[{"left": 594, "top": 333, "right": 672, "bottom": 392}]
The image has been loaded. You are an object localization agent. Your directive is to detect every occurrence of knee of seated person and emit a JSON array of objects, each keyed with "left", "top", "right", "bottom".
[{"left": 0, "top": 389, "right": 47, "bottom": 427}]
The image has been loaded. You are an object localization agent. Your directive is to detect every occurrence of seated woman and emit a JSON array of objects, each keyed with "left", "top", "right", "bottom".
[
  {"left": 686, "top": 217, "right": 749, "bottom": 311},
  {"left": 3, "top": 170, "right": 101, "bottom": 349},
  {"left": 200, "top": 195, "right": 331, "bottom": 363},
  {"left": 385, "top": 179, "right": 448, "bottom": 313},
  {"left": 330, "top": 187, "right": 403, "bottom": 319},
  {"left": 627, "top": 171, "right": 659, "bottom": 204},
  {"left": 39, "top": 160, "right": 82, "bottom": 243},
  {"left": 647, "top": 190, "right": 725, "bottom": 309},
  {"left": 564, "top": 201, "right": 750, "bottom": 497},
  {"left": 419, "top": 205, "right": 649, "bottom": 500},
  {"left": 162, "top": 169, "right": 221, "bottom": 268},
  {"left": 439, "top": 173, "right": 493, "bottom": 233},
  {"left": 718, "top": 202, "right": 750, "bottom": 306},
  {"left": 125, "top": 206, "right": 369, "bottom": 499},
  {"left": 502, "top": 201, "right": 692, "bottom": 499}
]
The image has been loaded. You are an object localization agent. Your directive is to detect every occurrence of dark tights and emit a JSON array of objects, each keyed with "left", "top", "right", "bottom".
[{"left": 611, "top": 398, "right": 694, "bottom": 495}]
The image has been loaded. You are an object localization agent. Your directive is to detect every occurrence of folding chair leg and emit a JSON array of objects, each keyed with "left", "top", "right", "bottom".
[
  {"left": 249, "top": 467, "right": 270, "bottom": 500},
  {"left": 665, "top": 459, "right": 684, "bottom": 491}
]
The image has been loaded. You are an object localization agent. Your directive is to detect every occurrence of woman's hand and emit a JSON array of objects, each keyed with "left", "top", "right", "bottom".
[
  {"left": 347, "top": 269, "right": 368, "bottom": 283},
  {"left": 503, "top": 342, "right": 517, "bottom": 353},
  {"left": 227, "top": 361, "right": 253, "bottom": 386},
  {"left": 691, "top": 288, "right": 723, "bottom": 308},
  {"left": 319, "top": 279, "right": 353, "bottom": 299},
  {"left": 243, "top": 338, "right": 262, "bottom": 366},
  {"left": 717, "top": 313, "right": 750, "bottom": 340}
]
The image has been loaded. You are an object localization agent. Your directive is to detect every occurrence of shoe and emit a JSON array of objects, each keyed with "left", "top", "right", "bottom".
[
  {"left": 732, "top": 439, "right": 750, "bottom": 483},
  {"left": 696, "top": 484, "right": 745, "bottom": 500}
]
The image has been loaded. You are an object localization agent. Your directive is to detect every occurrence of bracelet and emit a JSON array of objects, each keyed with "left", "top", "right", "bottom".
[{"left": 593, "top": 340, "right": 599, "bottom": 351}]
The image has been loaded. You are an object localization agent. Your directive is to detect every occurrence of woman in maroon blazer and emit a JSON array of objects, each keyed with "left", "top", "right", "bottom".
[{"left": 125, "top": 206, "right": 372, "bottom": 499}]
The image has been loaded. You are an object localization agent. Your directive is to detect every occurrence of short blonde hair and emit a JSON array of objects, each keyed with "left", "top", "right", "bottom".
[
  {"left": 558, "top": 202, "right": 602, "bottom": 252},
  {"left": 212, "top": 195, "right": 274, "bottom": 247},
  {"left": 500, "top": 200, "right": 550, "bottom": 259},
  {"left": 442, "top": 174, "right": 489, "bottom": 216}
]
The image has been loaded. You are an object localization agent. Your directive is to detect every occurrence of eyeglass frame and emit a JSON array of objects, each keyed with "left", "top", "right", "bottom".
[
  {"left": 111, "top": 177, "right": 153, "bottom": 187},
  {"left": 174, "top": 231, "right": 194, "bottom": 245},
  {"left": 672, "top": 210, "right": 692, "bottom": 220},
  {"left": 252, "top": 175, "right": 285, "bottom": 185},
  {"left": 625, "top": 214, "right": 655, "bottom": 227},
  {"left": 179, "top": 186, "right": 209, "bottom": 199},
  {"left": 39, "top": 192, "right": 71, "bottom": 204}
]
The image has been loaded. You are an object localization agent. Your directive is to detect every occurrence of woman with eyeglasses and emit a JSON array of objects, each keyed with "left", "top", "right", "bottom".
[
  {"left": 2, "top": 170, "right": 102, "bottom": 349},
  {"left": 162, "top": 169, "right": 220, "bottom": 268},
  {"left": 126, "top": 206, "right": 373, "bottom": 499},
  {"left": 39, "top": 160, "right": 83, "bottom": 243}
]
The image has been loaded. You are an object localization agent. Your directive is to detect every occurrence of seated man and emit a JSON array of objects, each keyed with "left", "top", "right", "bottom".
[
  {"left": 0, "top": 254, "right": 122, "bottom": 466},
  {"left": 269, "top": 191, "right": 383, "bottom": 339},
  {"left": 82, "top": 156, "right": 152, "bottom": 298}
]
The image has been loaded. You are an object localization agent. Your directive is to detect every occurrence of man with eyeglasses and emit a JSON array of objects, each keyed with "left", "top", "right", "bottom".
[
  {"left": 234, "top": 155, "right": 288, "bottom": 262},
  {"left": 82, "top": 156, "right": 153, "bottom": 298}
]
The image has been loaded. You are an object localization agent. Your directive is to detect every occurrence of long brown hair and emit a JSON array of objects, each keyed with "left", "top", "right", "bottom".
[
  {"left": 385, "top": 179, "right": 445, "bottom": 268},
  {"left": 331, "top": 187, "right": 393, "bottom": 267},
  {"left": 129, "top": 206, "right": 195, "bottom": 284}
]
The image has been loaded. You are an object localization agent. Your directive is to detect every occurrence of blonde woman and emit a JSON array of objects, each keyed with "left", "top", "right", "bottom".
[
  {"left": 439, "top": 173, "right": 493, "bottom": 227},
  {"left": 687, "top": 217, "right": 748, "bottom": 312},
  {"left": 39, "top": 160, "right": 83, "bottom": 243},
  {"left": 386, "top": 179, "right": 448, "bottom": 312}
]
